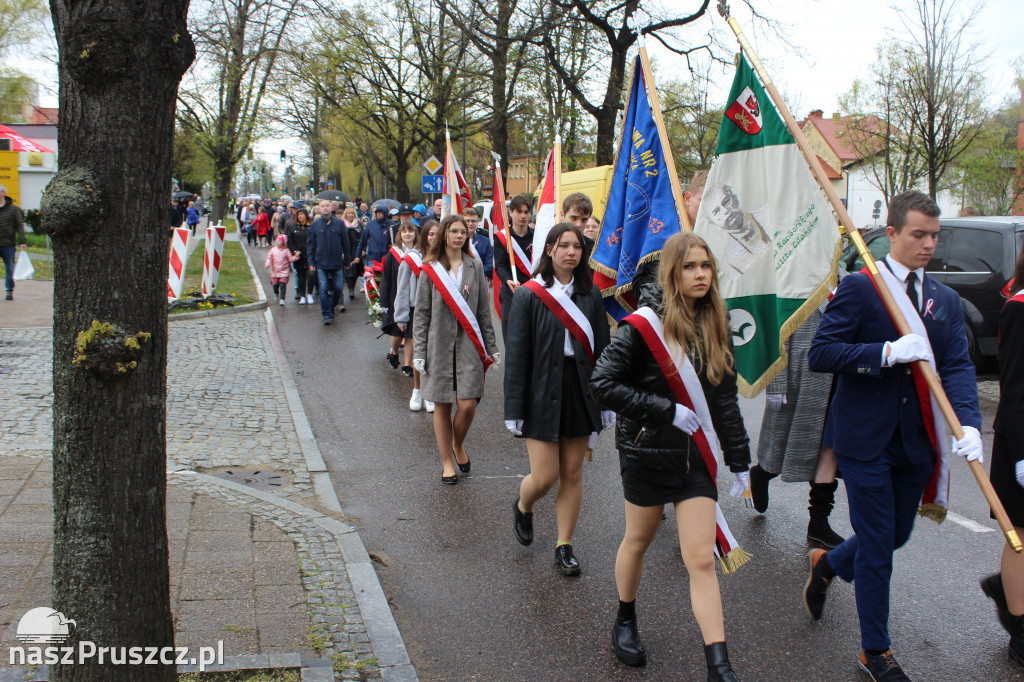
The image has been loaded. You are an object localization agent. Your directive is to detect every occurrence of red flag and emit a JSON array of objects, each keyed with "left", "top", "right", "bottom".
[{"left": 443, "top": 130, "right": 472, "bottom": 216}]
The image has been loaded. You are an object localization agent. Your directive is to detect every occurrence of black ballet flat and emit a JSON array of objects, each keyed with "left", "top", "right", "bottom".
[
  {"left": 442, "top": 472, "right": 459, "bottom": 485},
  {"left": 454, "top": 451, "right": 471, "bottom": 474}
]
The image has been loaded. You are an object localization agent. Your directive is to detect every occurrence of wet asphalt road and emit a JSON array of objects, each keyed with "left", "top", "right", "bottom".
[{"left": 249, "top": 245, "right": 1021, "bottom": 681}]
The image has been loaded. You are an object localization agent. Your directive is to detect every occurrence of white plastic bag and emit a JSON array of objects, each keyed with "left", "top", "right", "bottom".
[{"left": 13, "top": 250, "right": 34, "bottom": 281}]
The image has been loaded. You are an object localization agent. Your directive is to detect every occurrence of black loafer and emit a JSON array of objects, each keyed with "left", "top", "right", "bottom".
[
  {"left": 513, "top": 499, "right": 533, "bottom": 545},
  {"left": 442, "top": 472, "right": 459, "bottom": 485},
  {"left": 454, "top": 451, "right": 471, "bottom": 474},
  {"left": 555, "top": 544, "right": 581, "bottom": 576},
  {"left": 612, "top": 618, "right": 647, "bottom": 667}
]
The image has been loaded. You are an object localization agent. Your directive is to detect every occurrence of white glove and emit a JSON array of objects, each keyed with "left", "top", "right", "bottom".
[
  {"left": 587, "top": 432, "right": 598, "bottom": 449},
  {"left": 1016, "top": 461, "right": 1024, "bottom": 489},
  {"left": 766, "top": 393, "right": 787, "bottom": 409},
  {"left": 505, "top": 419, "right": 523, "bottom": 436},
  {"left": 489, "top": 352, "right": 501, "bottom": 366},
  {"left": 601, "top": 410, "right": 616, "bottom": 429},
  {"left": 884, "top": 333, "right": 932, "bottom": 367},
  {"left": 730, "top": 470, "right": 750, "bottom": 498},
  {"left": 413, "top": 358, "right": 426, "bottom": 375},
  {"left": 672, "top": 403, "right": 701, "bottom": 435},
  {"left": 951, "top": 426, "right": 983, "bottom": 463}
]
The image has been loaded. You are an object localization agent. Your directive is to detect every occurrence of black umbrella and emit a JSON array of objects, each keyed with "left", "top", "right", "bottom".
[
  {"left": 372, "top": 199, "right": 400, "bottom": 211},
  {"left": 172, "top": 190, "right": 195, "bottom": 201},
  {"left": 314, "top": 190, "right": 351, "bottom": 203}
]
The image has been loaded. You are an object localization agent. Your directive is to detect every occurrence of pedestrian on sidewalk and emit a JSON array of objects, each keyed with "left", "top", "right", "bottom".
[
  {"left": 265, "top": 235, "right": 299, "bottom": 306},
  {"left": 0, "top": 184, "right": 27, "bottom": 301},
  {"left": 287, "top": 207, "right": 315, "bottom": 304},
  {"left": 380, "top": 221, "right": 419, "bottom": 373},
  {"left": 396, "top": 220, "right": 436, "bottom": 413},
  {"left": 341, "top": 206, "right": 362, "bottom": 300},
  {"left": 981, "top": 242, "right": 1024, "bottom": 666},
  {"left": 413, "top": 215, "right": 499, "bottom": 484},
  {"left": 504, "top": 223, "right": 611, "bottom": 578},
  {"left": 589, "top": 234, "right": 751, "bottom": 677},
  {"left": 308, "top": 199, "right": 352, "bottom": 325}
]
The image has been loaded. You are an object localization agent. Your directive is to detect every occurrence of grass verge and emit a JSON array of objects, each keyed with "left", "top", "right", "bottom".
[{"left": 178, "top": 670, "right": 299, "bottom": 681}]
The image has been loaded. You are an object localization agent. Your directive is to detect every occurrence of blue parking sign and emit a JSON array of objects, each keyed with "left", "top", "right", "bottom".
[{"left": 421, "top": 175, "right": 444, "bottom": 193}]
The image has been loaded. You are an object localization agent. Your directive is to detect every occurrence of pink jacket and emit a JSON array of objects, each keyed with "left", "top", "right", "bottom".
[{"left": 265, "top": 246, "right": 299, "bottom": 279}]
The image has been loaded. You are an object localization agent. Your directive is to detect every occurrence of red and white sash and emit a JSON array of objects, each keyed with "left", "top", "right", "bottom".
[
  {"left": 402, "top": 250, "right": 423, "bottom": 277},
  {"left": 388, "top": 246, "right": 405, "bottom": 265},
  {"left": 623, "top": 306, "right": 751, "bottom": 575},
  {"left": 421, "top": 261, "right": 493, "bottom": 370},
  {"left": 870, "top": 262, "right": 951, "bottom": 520},
  {"left": 524, "top": 277, "right": 595, "bottom": 364},
  {"left": 494, "top": 230, "right": 532, "bottom": 279}
]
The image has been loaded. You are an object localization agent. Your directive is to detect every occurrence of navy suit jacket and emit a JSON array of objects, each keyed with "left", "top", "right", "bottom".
[{"left": 808, "top": 270, "right": 980, "bottom": 465}]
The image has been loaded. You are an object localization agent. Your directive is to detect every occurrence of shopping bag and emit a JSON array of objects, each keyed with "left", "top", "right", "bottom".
[{"left": 13, "top": 250, "right": 34, "bottom": 281}]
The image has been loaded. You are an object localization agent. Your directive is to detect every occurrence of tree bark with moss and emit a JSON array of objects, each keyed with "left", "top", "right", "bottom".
[{"left": 40, "top": 2, "right": 194, "bottom": 680}]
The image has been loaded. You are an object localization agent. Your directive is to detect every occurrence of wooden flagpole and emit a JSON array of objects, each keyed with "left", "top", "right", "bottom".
[
  {"left": 490, "top": 151, "right": 519, "bottom": 284},
  {"left": 718, "top": 6, "right": 1021, "bottom": 552},
  {"left": 637, "top": 44, "right": 691, "bottom": 231}
]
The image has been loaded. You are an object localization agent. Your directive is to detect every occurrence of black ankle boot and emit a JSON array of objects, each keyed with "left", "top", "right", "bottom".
[
  {"left": 749, "top": 465, "right": 776, "bottom": 513},
  {"left": 807, "top": 481, "right": 845, "bottom": 550},
  {"left": 1009, "top": 612, "right": 1024, "bottom": 666},
  {"left": 981, "top": 572, "right": 1014, "bottom": 632},
  {"left": 611, "top": 611, "right": 646, "bottom": 667},
  {"left": 704, "top": 641, "right": 739, "bottom": 681}
]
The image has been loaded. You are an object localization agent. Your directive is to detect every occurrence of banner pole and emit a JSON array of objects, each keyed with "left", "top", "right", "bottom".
[
  {"left": 490, "top": 151, "right": 518, "bottom": 284},
  {"left": 554, "top": 132, "right": 562, "bottom": 223},
  {"left": 719, "top": 7, "right": 1021, "bottom": 553},
  {"left": 637, "top": 44, "right": 691, "bottom": 231}
]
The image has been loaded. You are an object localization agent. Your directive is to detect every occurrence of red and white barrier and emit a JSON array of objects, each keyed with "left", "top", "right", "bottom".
[
  {"left": 167, "top": 227, "right": 190, "bottom": 300},
  {"left": 201, "top": 223, "right": 227, "bottom": 297}
]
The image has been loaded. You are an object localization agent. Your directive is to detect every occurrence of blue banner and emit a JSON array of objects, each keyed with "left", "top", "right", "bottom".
[{"left": 590, "top": 56, "right": 683, "bottom": 320}]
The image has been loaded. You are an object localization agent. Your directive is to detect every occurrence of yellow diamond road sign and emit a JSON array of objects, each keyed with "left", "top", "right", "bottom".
[{"left": 423, "top": 155, "right": 442, "bottom": 175}]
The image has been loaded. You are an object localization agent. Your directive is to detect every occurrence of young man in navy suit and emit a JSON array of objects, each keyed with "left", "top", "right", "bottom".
[{"left": 803, "top": 191, "right": 983, "bottom": 681}]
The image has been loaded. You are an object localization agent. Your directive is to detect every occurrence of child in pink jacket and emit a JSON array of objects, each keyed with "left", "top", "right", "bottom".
[{"left": 265, "top": 235, "right": 299, "bottom": 305}]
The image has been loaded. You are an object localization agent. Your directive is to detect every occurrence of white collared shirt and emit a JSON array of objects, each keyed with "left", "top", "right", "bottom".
[
  {"left": 557, "top": 277, "right": 575, "bottom": 356},
  {"left": 884, "top": 255, "right": 925, "bottom": 310},
  {"left": 446, "top": 262, "right": 463, "bottom": 288}
]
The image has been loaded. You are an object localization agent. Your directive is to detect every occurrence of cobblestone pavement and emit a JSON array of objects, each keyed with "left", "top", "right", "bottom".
[{"left": 0, "top": 310, "right": 404, "bottom": 680}]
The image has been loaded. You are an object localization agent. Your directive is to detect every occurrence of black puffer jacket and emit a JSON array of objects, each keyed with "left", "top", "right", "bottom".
[
  {"left": 504, "top": 278, "right": 611, "bottom": 442},
  {"left": 589, "top": 262, "right": 750, "bottom": 473}
]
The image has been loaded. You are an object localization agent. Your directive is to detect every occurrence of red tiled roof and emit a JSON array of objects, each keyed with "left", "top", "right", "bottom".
[
  {"left": 29, "top": 107, "right": 58, "bottom": 125},
  {"left": 802, "top": 110, "right": 860, "bottom": 163},
  {"left": 816, "top": 155, "right": 842, "bottom": 180}
]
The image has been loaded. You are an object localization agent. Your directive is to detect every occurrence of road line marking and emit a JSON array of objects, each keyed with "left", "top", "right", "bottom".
[{"left": 946, "top": 511, "right": 996, "bottom": 533}]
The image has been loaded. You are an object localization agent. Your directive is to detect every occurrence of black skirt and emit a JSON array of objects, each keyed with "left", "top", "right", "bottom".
[
  {"left": 558, "top": 356, "right": 595, "bottom": 440},
  {"left": 991, "top": 431, "right": 1024, "bottom": 527},
  {"left": 620, "top": 439, "right": 719, "bottom": 507}
]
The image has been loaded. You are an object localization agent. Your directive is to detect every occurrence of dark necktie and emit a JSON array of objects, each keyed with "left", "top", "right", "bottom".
[{"left": 906, "top": 271, "right": 920, "bottom": 314}]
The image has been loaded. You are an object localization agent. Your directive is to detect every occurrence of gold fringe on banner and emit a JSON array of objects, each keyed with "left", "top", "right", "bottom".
[
  {"left": 918, "top": 503, "right": 948, "bottom": 524},
  {"left": 718, "top": 546, "right": 753, "bottom": 576}
]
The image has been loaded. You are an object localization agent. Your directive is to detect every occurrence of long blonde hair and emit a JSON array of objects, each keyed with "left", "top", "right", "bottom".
[{"left": 657, "top": 232, "right": 734, "bottom": 385}]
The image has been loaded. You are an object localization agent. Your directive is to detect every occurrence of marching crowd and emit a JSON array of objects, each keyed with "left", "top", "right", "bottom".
[{"left": 233, "top": 184, "right": 1023, "bottom": 682}]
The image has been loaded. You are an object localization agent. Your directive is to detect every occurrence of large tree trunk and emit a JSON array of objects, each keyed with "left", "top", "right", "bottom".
[
  {"left": 595, "top": 49, "right": 628, "bottom": 166},
  {"left": 212, "top": 163, "right": 233, "bottom": 224},
  {"left": 41, "top": 2, "right": 194, "bottom": 680}
]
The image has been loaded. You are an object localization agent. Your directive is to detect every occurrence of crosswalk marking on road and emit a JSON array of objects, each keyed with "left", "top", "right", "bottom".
[{"left": 945, "top": 510, "right": 996, "bottom": 533}]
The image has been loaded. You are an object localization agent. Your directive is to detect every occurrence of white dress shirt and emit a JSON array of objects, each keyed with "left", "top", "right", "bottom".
[
  {"left": 556, "top": 277, "right": 575, "bottom": 357},
  {"left": 884, "top": 255, "right": 925, "bottom": 311}
]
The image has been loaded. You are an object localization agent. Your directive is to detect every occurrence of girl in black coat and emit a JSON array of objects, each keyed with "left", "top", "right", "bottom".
[
  {"left": 589, "top": 232, "right": 750, "bottom": 680},
  {"left": 505, "top": 223, "right": 611, "bottom": 577},
  {"left": 982, "top": 243, "right": 1024, "bottom": 664},
  {"left": 286, "top": 209, "right": 314, "bottom": 303}
]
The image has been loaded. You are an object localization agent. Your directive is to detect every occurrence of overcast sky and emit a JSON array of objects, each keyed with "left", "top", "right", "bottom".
[{"left": 12, "top": 0, "right": 1023, "bottom": 172}]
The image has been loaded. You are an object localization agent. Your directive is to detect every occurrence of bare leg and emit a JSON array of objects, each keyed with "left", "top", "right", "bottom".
[
  {"left": 413, "top": 368, "right": 421, "bottom": 390},
  {"left": 519, "top": 439, "right": 560, "bottom": 512},
  {"left": 615, "top": 502, "right": 663, "bottom": 602},
  {"left": 403, "top": 339, "right": 414, "bottom": 368},
  {"left": 390, "top": 335, "right": 402, "bottom": 355},
  {"left": 813, "top": 446, "right": 839, "bottom": 483},
  {"left": 555, "top": 436, "right": 588, "bottom": 545},
  {"left": 433, "top": 403, "right": 456, "bottom": 478},
  {"left": 451, "top": 397, "right": 477, "bottom": 466},
  {"left": 1003, "top": 525, "right": 1024, "bottom": 616},
  {"left": 674, "top": 497, "right": 725, "bottom": 644}
]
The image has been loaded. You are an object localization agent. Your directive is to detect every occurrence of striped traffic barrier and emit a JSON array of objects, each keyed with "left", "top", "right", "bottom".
[
  {"left": 201, "top": 222, "right": 227, "bottom": 297},
  {"left": 167, "top": 227, "right": 190, "bottom": 300}
]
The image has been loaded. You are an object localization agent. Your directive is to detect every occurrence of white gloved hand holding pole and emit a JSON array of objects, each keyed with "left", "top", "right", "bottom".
[
  {"left": 951, "top": 426, "right": 984, "bottom": 463},
  {"left": 884, "top": 334, "right": 933, "bottom": 366},
  {"left": 730, "top": 470, "right": 750, "bottom": 499}
]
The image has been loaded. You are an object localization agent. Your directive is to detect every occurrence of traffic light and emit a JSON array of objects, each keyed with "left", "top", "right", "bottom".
[
  {"left": 280, "top": 149, "right": 286, "bottom": 162},
  {"left": 271, "top": 185, "right": 277, "bottom": 192}
]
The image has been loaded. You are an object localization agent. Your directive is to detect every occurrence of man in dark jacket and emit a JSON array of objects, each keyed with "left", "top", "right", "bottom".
[
  {"left": 0, "top": 185, "right": 27, "bottom": 300},
  {"left": 307, "top": 199, "right": 352, "bottom": 324},
  {"left": 354, "top": 206, "right": 392, "bottom": 268}
]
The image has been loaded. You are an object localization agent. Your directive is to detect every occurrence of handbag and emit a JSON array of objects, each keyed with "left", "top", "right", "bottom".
[{"left": 13, "top": 250, "right": 34, "bottom": 281}]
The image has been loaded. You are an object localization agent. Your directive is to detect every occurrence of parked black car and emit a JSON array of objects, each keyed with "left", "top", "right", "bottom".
[{"left": 840, "top": 217, "right": 1024, "bottom": 365}]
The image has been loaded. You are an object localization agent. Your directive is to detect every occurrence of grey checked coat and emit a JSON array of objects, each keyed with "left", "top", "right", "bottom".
[{"left": 413, "top": 256, "right": 498, "bottom": 402}]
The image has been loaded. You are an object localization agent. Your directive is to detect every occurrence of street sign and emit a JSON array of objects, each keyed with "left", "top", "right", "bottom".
[
  {"left": 423, "top": 156, "right": 442, "bottom": 175},
  {"left": 422, "top": 175, "right": 444, "bottom": 193}
]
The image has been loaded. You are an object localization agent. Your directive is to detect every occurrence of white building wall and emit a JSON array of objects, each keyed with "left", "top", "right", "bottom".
[
  {"left": 845, "top": 164, "right": 961, "bottom": 230},
  {"left": 17, "top": 151, "right": 57, "bottom": 211}
]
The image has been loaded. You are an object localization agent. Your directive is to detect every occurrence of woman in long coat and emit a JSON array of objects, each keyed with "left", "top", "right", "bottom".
[
  {"left": 504, "top": 223, "right": 611, "bottom": 577},
  {"left": 413, "top": 215, "right": 499, "bottom": 484}
]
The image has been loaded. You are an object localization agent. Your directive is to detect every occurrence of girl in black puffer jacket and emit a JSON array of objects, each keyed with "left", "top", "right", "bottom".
[{"left": 590, "top": 232, "right": 750, "bottom": 681}]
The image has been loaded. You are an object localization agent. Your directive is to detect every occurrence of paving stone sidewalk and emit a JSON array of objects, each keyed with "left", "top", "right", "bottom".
[{"left": 0, "top": 311, "right": 413, "bottom": 681}]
